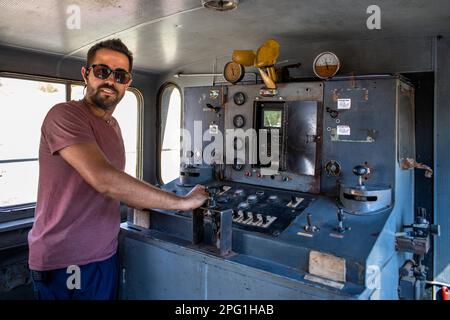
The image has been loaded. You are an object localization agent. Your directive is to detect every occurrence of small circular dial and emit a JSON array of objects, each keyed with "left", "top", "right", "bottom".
[
  {"left": 313, "top": 52, "right": 340, "bottom": 79},
  {"left": 233, "top": 114, "right": 246, "bottom": 128},
  {"left": 233, "top": 91, "right": 246, "bottom": 105},
  {"left": 223, "top": 61, "right": 245, "bottom": 84},
  {"left": 325, "top": 160, "right": 341, "bottom": 177}
]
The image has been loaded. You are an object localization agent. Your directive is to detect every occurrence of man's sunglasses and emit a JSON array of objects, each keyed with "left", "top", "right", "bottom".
[{"left": 86, "top": 64, "right": 132, "bottom": 84}]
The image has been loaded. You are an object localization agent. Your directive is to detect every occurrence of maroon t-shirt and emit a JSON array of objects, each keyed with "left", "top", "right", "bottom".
[{"left": 28, "top": 100, "right": 125, "bottom": 271}]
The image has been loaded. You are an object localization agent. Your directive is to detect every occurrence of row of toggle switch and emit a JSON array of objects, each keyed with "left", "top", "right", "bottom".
[{"left": 232, "top": 210, "right": 277, "bottom": 228}]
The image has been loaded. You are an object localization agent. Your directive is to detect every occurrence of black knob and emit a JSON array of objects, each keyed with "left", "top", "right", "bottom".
[
  {"left": 243, "top": 210, "right": 249, "bottom": 220},
  {"left": 262, "top": 215, "right": 267, "bottom": 224},
  {"left": 252, "top": 212, "right": 259, "bottom": 222},
  {"left": 291, "top": 195, "right": 297, "bottom": 203},
  {"left": 232, "top": 210, "right": 239, "bottom": 219},
  {"left": 206, "top": 186, "right": 219, "bottom": 196},
  {"left": 207, "top": 198, "right": 216, "bottom": 208},
  {"left": 353, "top": 165, "right": 370, "bottom": 176}
]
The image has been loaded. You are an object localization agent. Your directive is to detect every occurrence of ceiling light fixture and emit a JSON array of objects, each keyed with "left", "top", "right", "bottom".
[{"left": 202, "top": 0, "right": 239, "bottom": 11}]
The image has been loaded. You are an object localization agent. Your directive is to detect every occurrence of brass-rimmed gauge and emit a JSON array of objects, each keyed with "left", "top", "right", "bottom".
[
  {"left": 313, "top": 52, "right": 340, "bottom": 79},
  {"left": 223, "top": 61, "right": 245, "bottom": 84},
  {"left": 233, "top": 114, "right": 246, "bottom": 128}
]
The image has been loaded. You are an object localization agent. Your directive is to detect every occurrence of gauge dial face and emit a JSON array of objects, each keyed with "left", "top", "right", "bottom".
[
  {"left": 223, "top": 61, "right": 245, "bottom": 84},
  {"left": 233, "top": 114, "right": 246, "bottom": 128},
  {"left": 313, "top": 52, "right": 340, "bottom": 79},
  {"left": 233, "top": 91, "right": 246, "bottom": 105}
]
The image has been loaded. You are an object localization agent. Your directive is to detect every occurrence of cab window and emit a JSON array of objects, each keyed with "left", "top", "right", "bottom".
[{"left": 158, "top": 84, "right": 182, "bottom": 184}]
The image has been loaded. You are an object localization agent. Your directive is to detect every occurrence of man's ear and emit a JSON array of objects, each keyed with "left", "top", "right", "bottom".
[
  {"left": 126, "top": 78, "right": 133, "bottom": 89},
  {"left": 81, "top": 66, "right": 88, "bottom": 83}
]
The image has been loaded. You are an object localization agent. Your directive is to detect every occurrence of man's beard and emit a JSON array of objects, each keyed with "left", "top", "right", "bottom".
[{"left": 89, "top": 85, "right": 124, "bottom": 110}]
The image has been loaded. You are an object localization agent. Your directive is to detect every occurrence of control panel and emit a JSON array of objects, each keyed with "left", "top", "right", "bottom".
[{"left": 202, "top": 182, "right": 314, "bottom": 236}]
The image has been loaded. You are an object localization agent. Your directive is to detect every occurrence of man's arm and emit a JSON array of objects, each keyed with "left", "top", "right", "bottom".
[{"left": 58, "top": 142, "right": 207, "bottom": 211}]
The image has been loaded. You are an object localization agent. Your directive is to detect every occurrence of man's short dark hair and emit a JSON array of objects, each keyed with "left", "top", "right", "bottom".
[{"left": 87, "top": 38, "right": 133, "bottom": 71}]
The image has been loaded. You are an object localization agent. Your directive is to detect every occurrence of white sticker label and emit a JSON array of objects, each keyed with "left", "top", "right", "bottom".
[
  {"left": 337, "top": 98, "right": 351, "bottom": 109},
  {"left": 366, "top": 265, "right": 381, "bottom": 290},
  {"left": 337, "top": 125, "right": 351, "bottom": 136}
]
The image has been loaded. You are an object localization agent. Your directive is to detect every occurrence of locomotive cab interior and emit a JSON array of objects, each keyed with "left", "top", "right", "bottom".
[{"left": 0, "top": 0, "right": 449, "bottom": 302}]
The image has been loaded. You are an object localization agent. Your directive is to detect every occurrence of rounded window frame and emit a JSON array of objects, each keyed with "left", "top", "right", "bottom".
[{"left": 156, "top": 82, "right": 183, "bottom": 185}]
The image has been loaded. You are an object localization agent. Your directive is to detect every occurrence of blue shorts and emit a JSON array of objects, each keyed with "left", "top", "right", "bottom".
[{"left": 30, "top": 253, "right": 118, "bottom": 300}]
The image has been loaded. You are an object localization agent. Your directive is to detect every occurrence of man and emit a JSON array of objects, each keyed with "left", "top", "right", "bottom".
[{"left": 28, "top": 39, "right": 207, "bottom": 300}]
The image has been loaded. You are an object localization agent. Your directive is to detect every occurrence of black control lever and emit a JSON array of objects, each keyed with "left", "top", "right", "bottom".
[
  {"left": 304, "top": 213, "right": 319, "bottom": 233},
  {"left": 261, "top": 214, "right": 267, "bottom": 224},
  {"left": 205, "top": 186, "right": 220, "bottom": 208},
  {"left": 353, "top": 164, "right": 370, "bottom": 186},
  {"left": 335, "top": 208, "right": 351, "bottom": 233}
]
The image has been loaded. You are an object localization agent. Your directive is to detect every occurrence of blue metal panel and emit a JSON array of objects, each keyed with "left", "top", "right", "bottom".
[
  {"left": 321, "top": 77, "right": 397, "bottom": 196},
  {"left": 119, "top": 230, "right": 368, "bottom": 300},
  {"left": 434, "top": 37, "right": 450, "bottom": 283},
  {"left": 122, "top": 77, "right": 417, "bottom": 299}
]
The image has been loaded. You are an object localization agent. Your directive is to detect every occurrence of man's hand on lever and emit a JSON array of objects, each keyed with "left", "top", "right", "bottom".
[{"left": 181, "top": 184, "right": 208, "bottom": 211}]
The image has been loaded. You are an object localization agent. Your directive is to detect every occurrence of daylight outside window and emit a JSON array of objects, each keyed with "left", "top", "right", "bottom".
[
  {"left": 0, "top": 77, "right": 65, "bottom": 207},
  {"left": 159, "top": 85, "right": 181, "bottom": 184}
]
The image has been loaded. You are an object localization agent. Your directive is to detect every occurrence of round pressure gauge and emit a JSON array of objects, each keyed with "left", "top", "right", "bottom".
[
  {"left": 233, "top": 91, "right": 246, "bottom": 105},
  {"left": 313, "top": 52, "right": 340, "bottom": 79},
  {"left": 233, "top": 114, "right": 246, "bottom": 128},
  {"left": 223, "top": 61, "right": 245, "bottom": 84}
]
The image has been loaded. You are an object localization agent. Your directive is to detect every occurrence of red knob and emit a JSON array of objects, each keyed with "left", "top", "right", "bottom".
[{"left": 442, "top": 286, "right": 449, "bottom": 300}]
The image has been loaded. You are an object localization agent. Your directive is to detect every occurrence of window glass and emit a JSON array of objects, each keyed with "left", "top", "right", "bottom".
[
  {"left": 0, "top": 78, "right": 65, "bottom": 207},
  {"left": 159, "top": 85, "right": 181, "bottom": 184}
]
